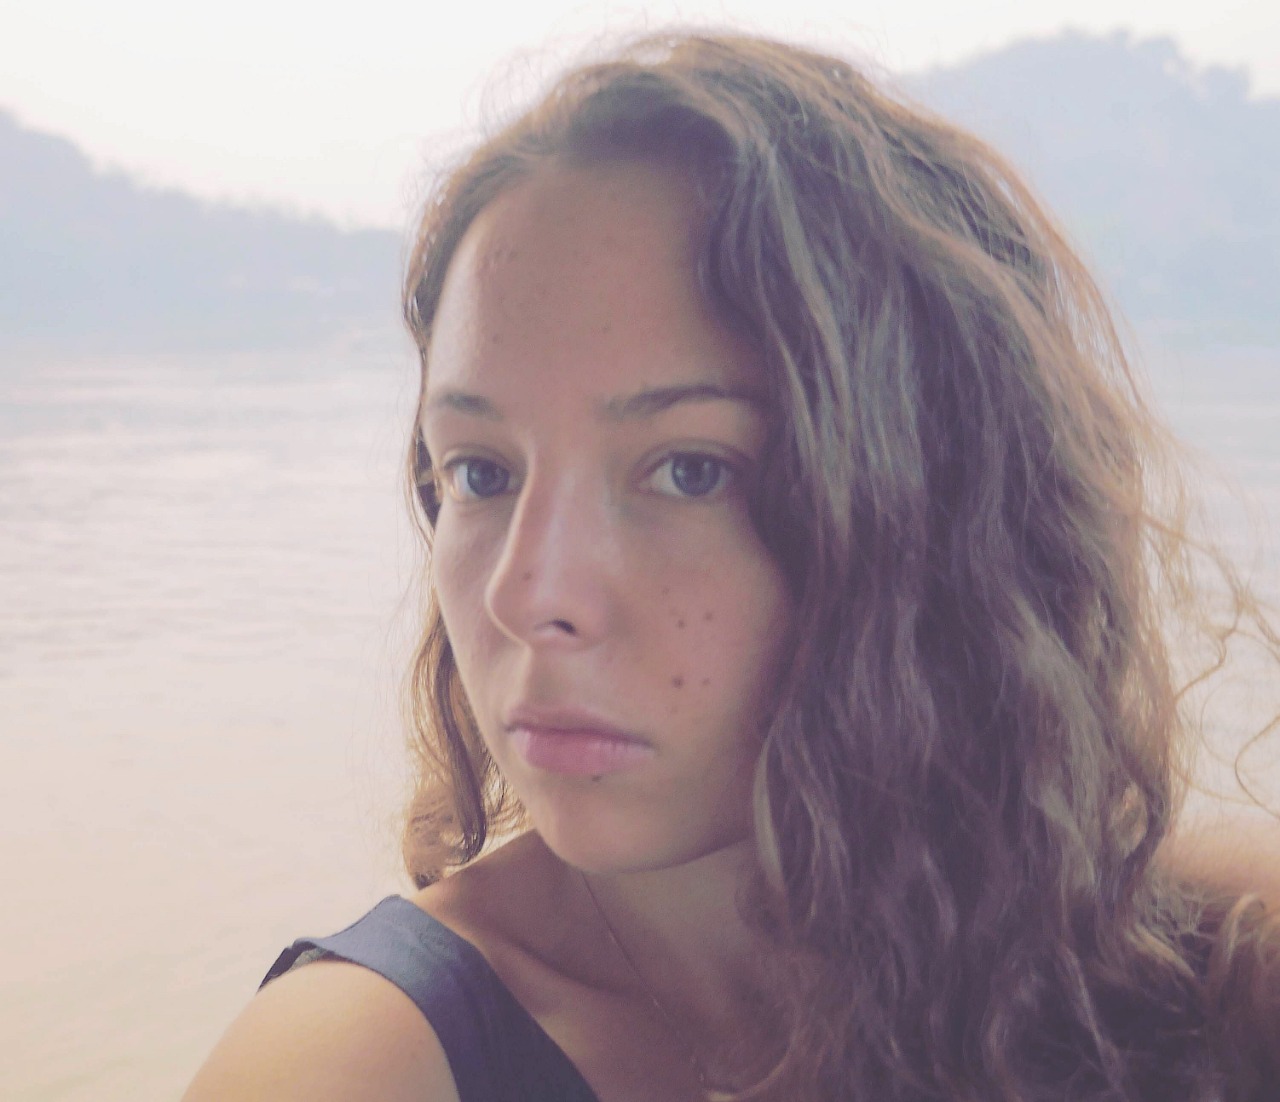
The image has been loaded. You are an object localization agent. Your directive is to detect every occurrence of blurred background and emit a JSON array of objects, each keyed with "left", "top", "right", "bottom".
[{"left": 1, "top": 2, "right": 1277, "bottom": 1098}]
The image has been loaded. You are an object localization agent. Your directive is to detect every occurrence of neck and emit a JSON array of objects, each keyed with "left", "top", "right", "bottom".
[{"left": 573, "top": 839, "right": 775, "bottom": 1067}]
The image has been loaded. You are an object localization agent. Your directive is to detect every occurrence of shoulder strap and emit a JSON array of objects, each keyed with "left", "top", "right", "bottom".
[{"left": 262, "top": 896, "right": 599, "bottom": 1102}]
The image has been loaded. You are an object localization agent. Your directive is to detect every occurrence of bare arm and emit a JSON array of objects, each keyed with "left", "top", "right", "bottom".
[{"left": 181, "top": 960, "right": 462, "bottom": 1102}]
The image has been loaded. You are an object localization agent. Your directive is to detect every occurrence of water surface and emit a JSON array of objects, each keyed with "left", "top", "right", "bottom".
[{"left": 1, "top": 336, "right": 1276, "bottom": 1100}]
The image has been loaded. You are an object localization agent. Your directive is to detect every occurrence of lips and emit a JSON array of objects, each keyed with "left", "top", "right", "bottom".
[{"left": 504, "top": 705, "right": 654, "bottom": 776}]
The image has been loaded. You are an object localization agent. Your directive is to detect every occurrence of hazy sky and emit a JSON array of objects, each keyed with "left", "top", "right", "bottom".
[{"left": 3, "top": 0, "right": 1277, "bottom": 228}]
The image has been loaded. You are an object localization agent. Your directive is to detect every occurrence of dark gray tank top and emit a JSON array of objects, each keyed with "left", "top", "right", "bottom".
[{"left": 263, "top": 895, "right": 601, "bottom": 1102}]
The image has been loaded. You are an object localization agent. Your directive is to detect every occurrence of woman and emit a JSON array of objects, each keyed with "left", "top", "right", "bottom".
[{"left": 184, "top": 31, "right": 1280, "bottom": 1102}]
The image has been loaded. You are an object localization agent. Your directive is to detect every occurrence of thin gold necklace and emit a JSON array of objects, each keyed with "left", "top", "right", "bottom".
[{"left": 579, "top": 870, "right": 735, "bottom": 1100}]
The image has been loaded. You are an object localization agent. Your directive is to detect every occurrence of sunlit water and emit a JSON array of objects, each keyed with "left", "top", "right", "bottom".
[{"left": 0, "top": 336, "right": 1277, "bottom": 1101}]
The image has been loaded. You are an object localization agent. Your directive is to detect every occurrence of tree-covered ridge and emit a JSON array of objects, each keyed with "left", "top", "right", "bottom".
[
  {"left": 910, "top": 31, "right": 1280, "bottom": 340},
  {"left": 2, "top": 30, "right": 1276, "bottom": 350},
  {"left": 0, "top": 111, "right": 401, "bottom": 350}
]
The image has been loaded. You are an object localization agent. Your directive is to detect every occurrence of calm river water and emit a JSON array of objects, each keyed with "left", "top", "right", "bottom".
[{"left": 1, "top": 334, "right": 1277, "bottom": 1100}]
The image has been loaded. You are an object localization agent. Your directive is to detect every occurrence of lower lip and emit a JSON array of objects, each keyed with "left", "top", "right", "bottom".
[{"left": 510, "top": 726, "right": 654, "bottom": 776}]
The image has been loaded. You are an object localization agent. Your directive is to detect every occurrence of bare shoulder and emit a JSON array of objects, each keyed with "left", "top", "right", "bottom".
[
  {"left": 183, "top": 837, "right": 568, "bottom": 1102},
  {"left": 1160, "top": 810, "right": 1280, "bottom": 906},
  {"left": 181, "top": 958, "right": 461, "bottom": 1102},
  {"left": 413, "top": 831, "right": 574, "bottom": 954}
]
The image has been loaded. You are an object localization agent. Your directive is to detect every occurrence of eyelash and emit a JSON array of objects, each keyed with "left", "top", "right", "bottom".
[
  {"left": 647, "top": 453, "right": 737, "bottom": 499},
  {"left": 436, "top": 456, "right": 511, "bottom": 503},
  {"left": 436, "top": 452, "right": 739, "bottom": 504}
]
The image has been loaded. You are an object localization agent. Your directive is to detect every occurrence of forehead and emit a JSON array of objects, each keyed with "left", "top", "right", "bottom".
[{"left": 424, "top": 159, "right": 762, "bottom": 402}]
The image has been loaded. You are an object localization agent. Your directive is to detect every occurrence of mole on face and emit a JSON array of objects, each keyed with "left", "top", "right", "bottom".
[
  {"left": 672, "top": 676, "right": 685, "bottom": 689},
  {"left": 676, "top": 618, "right": 686, "bottom": 629},
  {"left": 703, "top": 611, "right": 714, "bottom": 623},
  {"left": 700, "top": 677, "right": 711, "bottom": 688}
]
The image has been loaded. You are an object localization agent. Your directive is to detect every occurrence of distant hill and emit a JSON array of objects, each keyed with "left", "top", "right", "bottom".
[
  {"left": 2, "top": 31, "right": 1277, "bottom": 351},
  {"left": 909, "top": 30, "right": 1280, "bottom": 343},
  {"left": 0, "top": 111, "right": 402, "bottom": 351}
]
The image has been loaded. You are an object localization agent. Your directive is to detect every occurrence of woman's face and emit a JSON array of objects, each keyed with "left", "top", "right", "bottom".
[{"left": 421, "top": 159, "right": 794, "bottom": 874}]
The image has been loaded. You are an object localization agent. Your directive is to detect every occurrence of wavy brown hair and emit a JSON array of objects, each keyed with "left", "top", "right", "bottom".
[{"left": 398, "top": 31, "right": 1280, "bottom": 1101}]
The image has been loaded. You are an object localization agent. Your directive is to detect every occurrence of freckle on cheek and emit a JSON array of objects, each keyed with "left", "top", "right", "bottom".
[
  {"left": 676, "top": 619, "right": 686, "bottom": 629},
  {"left": 671, "top": 676, "right": 685, "bottom": 689},
  {"left": 701, "top": 677, "right": 710, "bottom": 688},
  {"left": 703, "top": 611, "right": 714, "bottom": 622},
  {"left": 522, "top": 571, "right": 533, "bottom": 581}
]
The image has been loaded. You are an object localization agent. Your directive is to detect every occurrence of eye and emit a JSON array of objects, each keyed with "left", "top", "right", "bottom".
[
  {"left": 440, "top": 456, "right": 512, "bottom": 502},
  {"left": 647, "top": 453, "right": 735, "bottom": 499}
]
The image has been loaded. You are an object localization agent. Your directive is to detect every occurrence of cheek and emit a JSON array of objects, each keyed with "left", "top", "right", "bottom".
[
  {"left": 430, "top": 518, "right": 494, "bottom": 664},
  {"left": 652, "top": 556, "right": 793, "bottom": 720}
]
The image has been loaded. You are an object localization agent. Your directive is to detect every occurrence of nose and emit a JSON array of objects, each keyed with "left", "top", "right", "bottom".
[{"left": 483, "top": 467, "right": 617, "bottom": 648}]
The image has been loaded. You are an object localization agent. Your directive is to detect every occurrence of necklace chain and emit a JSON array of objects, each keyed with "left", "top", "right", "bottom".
[{"left": 579, "top": 870, "right": 725, "bottom": 1095}]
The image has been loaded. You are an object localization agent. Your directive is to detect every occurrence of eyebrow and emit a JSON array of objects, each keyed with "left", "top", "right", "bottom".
[
  {"left": 600, "top": 383, "right": 764, "bottom": 421},
  {"left": 423, "top": 390, "right": 503, "bottom": 420},
  {"left": 422, "top": 383, "right": 764, "bottom": 423}
]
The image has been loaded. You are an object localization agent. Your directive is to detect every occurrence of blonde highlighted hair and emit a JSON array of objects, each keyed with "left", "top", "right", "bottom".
[{"left": 400, "top": 32, "right": 1280, "bottom": 1101}]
